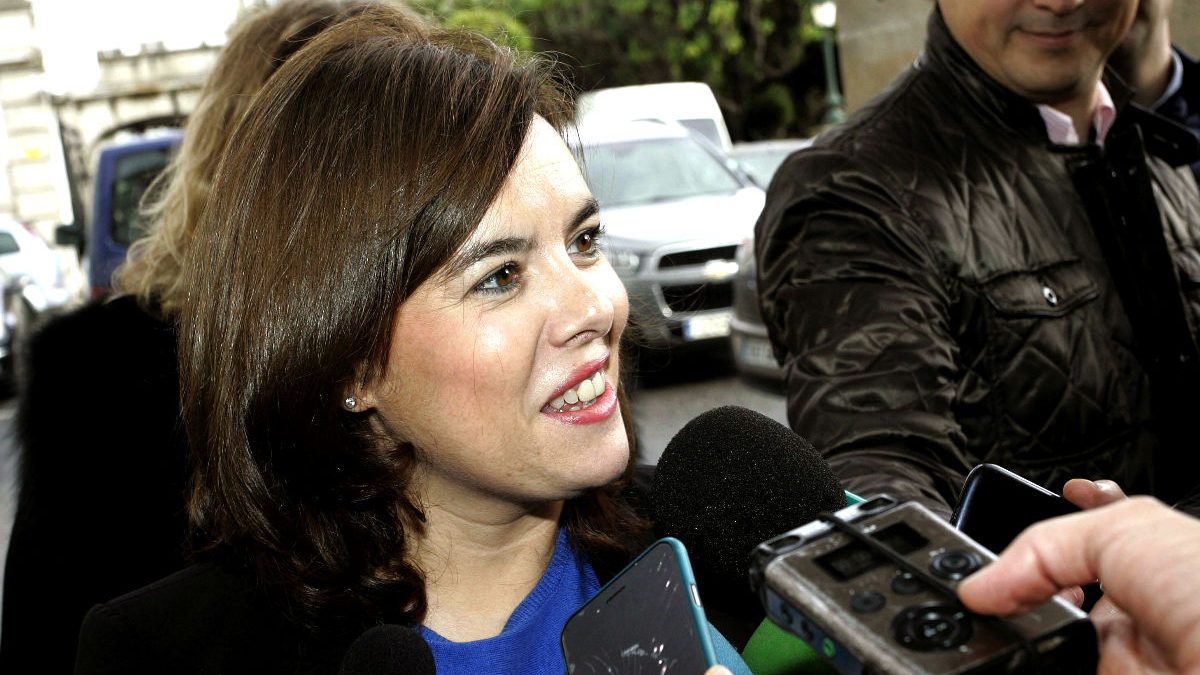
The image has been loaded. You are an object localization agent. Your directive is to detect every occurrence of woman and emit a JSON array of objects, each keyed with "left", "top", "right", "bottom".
[
  {"left": 75, "top": 8, "right": 748, "bottom": 674},
  {"left": 0, "top": 3, "right": 428, "bottom": 673}
]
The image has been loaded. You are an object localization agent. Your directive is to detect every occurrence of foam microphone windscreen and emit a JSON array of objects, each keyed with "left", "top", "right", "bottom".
[
  {"left": 338, "top": 624, "right": 437, "bottom": 675},
  {"left": 651, "top": 406, "right": 845, "bottom": 627}
]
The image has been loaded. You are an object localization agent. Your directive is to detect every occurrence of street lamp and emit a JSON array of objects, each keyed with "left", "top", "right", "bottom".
[{"left": 811, "top": 0, "right": 846, "bottom": 125}]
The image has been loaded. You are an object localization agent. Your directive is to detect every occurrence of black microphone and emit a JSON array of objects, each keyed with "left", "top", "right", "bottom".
[
  {"left": 651, "top": 405, "right": 845, "bottom": 648},
  {"left": 338, "top": 624, "right": 437, "bottom": 675}
]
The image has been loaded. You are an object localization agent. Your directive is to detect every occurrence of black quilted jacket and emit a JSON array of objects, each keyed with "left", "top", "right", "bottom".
[{"left": 757, "top": 9, "right": 1200, "bottom": 517}]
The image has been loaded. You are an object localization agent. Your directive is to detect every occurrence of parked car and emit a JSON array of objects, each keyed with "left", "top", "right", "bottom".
[
  {"left": 728, "top": 140, "right": 813, "bottom": 381},
  {"left": 0, "top": 269, "right": 14, "bottom": 390},
  {"left": 0, "top": 216, "right": 77, "bottom": 378},
  {"left": 577, "top": 81, "right": 732, "bottom": 152},
  {"left": 730, "top": 235, "right": 782, "bottom": 381},
  {"left": 0, "top": 216, "right": 74, "bottom": 311},
  {"left": 729, "top": 138, "right": 812, "bottom": 189},
  {"left": 573, "top": 120, "right": 764, "bottom": 350}
]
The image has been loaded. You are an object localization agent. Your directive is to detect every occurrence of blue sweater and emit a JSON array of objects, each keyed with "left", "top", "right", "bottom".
[{"left": 421, "top": 529, "right": 750, "bottom": 674}]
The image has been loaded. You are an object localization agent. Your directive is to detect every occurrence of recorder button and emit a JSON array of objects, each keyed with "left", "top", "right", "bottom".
[
  {"left": 891, "top": 572, "right": 924, "bottom": 595},
  {"left": 850, "top": 591, "right": 886, "bottom": 614},
  {"left": 930, "top": 550, "right": 982, "bottom": 580},
  {"left": 796, "top": 618, "right": 815, "bottom": 642},
  {"left": 892, "top": 604, "right": 973, "bottom": 651}
]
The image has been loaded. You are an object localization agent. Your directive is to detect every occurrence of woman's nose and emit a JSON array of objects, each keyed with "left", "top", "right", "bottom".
[{"left": 545, "top": 262, "right": 621, "bottom": 348}]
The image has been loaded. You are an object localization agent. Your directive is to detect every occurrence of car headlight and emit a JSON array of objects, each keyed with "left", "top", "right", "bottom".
[{"left": 606, "top": 248, "right": 642, "bottom": 275}]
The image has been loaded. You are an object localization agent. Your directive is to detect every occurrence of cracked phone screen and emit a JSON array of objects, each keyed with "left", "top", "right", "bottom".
[{"left": 562, "top": 540, "right": 709, "bottom": 674}]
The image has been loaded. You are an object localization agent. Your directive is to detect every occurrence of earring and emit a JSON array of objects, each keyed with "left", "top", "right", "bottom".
[{"left": 343, "top": 396, "right": 358, "bottom": 411}]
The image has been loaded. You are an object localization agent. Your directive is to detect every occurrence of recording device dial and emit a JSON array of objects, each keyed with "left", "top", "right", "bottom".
[
  {"left": 929, "top": 550, "right": 982, "bottom": 580},
  {"left": 890, "top": 603, "right": 973, "bottom": 651}
]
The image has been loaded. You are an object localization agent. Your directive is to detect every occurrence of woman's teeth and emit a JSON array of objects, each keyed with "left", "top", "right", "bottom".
[{"left": 549, "top": 370, "right": 606, "bottom": 412}]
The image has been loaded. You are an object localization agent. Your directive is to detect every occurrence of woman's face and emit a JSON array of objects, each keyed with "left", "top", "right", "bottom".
[{"left": 362, "top": 117, "right": 631, "bottom": 511}]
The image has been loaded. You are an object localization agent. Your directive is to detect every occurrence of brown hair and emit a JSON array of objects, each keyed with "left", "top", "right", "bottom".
[
  {"left": 179, "top": 7, "right": 646, "bottom": 631},
  {"left": 116, "top": 0, "right": 431, "bottom": 315}
]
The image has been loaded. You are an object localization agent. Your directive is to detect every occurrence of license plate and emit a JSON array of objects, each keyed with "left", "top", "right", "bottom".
[
  {"left": 738, "top": 336, "right": 778, "bottom": 369},
  {"left": 683, "top": 311, "right": 732, "bottom": 341}
]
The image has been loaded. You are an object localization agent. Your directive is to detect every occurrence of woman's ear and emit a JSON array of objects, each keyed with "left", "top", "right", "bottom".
[
  {"left": 342, "top": 359, "right": 385, "bottom": 413},
  {"left": 342, "top": 382, "right": 379, "bottom": 413}
]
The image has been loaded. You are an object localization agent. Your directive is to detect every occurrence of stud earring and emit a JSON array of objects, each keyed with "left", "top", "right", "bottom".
[{"left": 343, "top": 396, "right": 358, "bottom": 411}]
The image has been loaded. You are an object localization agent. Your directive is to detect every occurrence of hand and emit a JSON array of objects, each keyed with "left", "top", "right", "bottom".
[
  {"left": 958, "top": 497, "right": 1200, "bottom": 674},
  {"left": 704, "top": 667, "right": 733, "bottom": 675}
]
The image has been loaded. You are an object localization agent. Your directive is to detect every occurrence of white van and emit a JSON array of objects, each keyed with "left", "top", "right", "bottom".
[{"left": 576, "top": 81, "right": 732, "bottom": 152}]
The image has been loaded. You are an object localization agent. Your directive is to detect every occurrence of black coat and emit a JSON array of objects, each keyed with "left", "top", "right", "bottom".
[
  {"left": 73, "top": 562, "right": 353, "bottom": 675},
  {"left": 756, "top": 9, "right": 1200, "bottom": 516},
  {"left": 0, "top": 295, "right": 190, "bottom": 674}
]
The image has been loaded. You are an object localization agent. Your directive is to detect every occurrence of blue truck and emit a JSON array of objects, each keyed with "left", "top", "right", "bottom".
[{"left": 56, "top": 128, "right": 183, "bottom": 298}]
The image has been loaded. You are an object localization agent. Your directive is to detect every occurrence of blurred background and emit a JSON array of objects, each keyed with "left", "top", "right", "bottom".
[{"left": 0, "top": 0, "right": 1197, "bottom": 634}]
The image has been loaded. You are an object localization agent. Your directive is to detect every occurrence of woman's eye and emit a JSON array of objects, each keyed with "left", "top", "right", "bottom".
[
  {"left": 476, "top": 261, "right": 521, "bottom": 294},
  {"left": 570, "top": 226, "right": 604, "bottom": 256}
]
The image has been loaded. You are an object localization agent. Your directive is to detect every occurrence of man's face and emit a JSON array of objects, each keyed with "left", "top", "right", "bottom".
[{"left": 939, "top": 0, "right": 1137, "bottom": 105}]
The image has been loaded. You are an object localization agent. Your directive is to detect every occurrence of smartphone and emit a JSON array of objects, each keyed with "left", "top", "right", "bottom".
[
  {"left": 561, "top": 537, "right": 718, "bottom": 674},
  {"left": 950, "top": 463, "right": 1080, "bottom": 554}
]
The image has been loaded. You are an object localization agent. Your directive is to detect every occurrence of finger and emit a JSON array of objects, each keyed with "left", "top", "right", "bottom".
[
  {"left": 1095, "top": 615, "right": 1149, "bottom": 675},
  {"left": 703, "top": 667, "right": 733, "bottom": 675},
  {"left": 1057, "top": 586, "right": 1085, "bottom": 608},
  {"left": 1095, "top": 613, "right": 1176, "bottom": 675},
  {"left": 1062, "top": 478, "right": 1127, "bottom": 510},
  {"left": 1089, "top": 596, "right": 1122, "bottom": 621}
]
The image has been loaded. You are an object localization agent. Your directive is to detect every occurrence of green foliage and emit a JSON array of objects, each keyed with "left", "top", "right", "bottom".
[
  {"left": 745, "top": 82, "right": 797, "bottom": 140},
  {"left": 412, "top": 0, "right": 827, "bottom": 138},
  {"left": 443, "top": 7, "right": 534, "bottom": 51}
]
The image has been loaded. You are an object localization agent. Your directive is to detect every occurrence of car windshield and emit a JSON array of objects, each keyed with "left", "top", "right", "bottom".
[
  {"left": 111, "top": 146, "right": 174, "bottom": 245},
  {"left": 0, "top": 232, "right": 19, "bottom": 256},
  {"left": 581, "top": 137, "right": 741, "bottom": 207}
]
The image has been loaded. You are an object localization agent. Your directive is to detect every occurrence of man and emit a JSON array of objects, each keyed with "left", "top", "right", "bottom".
[
  {"left": 756, "top": 0, "right": 1200, "bottom": 517},
  {"left": 1108, "top": 0, "right": 1200, "bottom": 184}
]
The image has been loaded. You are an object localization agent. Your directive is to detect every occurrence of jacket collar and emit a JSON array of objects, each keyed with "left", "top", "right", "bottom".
[
  {"left": 917, "top": 6, "right": 1199, "bottom": 165},
  {"left": 918, "top": 6, "right": 1136, "bottom": 144}
]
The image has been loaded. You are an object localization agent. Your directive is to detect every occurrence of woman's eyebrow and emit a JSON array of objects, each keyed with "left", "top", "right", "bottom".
[
  {"left": 442, "top": 197, "right": 601, "bottom": 281},
  {"left": 564, "top": 198, "right": 600, "bottom": 236}
]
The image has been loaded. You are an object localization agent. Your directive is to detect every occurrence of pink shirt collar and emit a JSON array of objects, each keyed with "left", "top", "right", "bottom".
[{"left": 1036, "top": 83, "right": 1116, "bottom": 147}]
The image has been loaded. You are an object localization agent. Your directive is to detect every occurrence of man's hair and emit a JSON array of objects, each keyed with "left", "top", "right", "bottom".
[{"left": 178, "top": 6, "right": 645, "bottom": 631}]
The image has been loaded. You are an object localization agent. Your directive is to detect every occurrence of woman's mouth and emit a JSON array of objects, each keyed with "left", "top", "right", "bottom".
[{"left": 545, "top": 369, "right": 606, "bottom": 413}]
